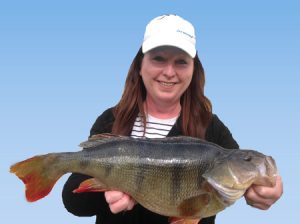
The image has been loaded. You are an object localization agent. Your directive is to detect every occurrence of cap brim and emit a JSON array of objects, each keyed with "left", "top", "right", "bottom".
[{"left": 142, "top": 36, "right": 196, "bottom": 58}]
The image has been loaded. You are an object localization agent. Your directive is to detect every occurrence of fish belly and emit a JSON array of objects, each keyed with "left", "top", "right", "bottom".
[{"left": 82, "top": 157, "right": 207, "bottom": 218}]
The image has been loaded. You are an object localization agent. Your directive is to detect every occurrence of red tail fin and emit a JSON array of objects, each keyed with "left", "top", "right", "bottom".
[{"left": 10, "top": 154, "right": 63, "bottom": 202}]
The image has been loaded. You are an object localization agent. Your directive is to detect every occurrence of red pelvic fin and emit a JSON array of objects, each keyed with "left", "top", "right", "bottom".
[
  {"left": 73, "top": 178, "right": 108, "bottom": 193},
  {"left": 169, "top": 217, "right": 201, "bottom": 224}
]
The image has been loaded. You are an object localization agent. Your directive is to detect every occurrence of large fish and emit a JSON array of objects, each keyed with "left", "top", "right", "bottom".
[{"left": 10, "top": 134, "right": 277, "bottom": 224}]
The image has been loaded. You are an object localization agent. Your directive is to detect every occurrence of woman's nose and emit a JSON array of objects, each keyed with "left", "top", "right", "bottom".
[{"left": 163, "top": 63, "right": 176, "bottom": 78}]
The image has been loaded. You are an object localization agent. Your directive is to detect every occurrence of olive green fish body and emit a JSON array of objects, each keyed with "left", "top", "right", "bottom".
[
  {"left": 10, "top": 135, "right": 277, "bottom": 219},
  {"left": 65, "top": 137, "right": 223, "bottom": 217}
]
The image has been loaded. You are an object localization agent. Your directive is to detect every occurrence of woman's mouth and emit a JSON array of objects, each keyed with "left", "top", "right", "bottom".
[{"left": 158, "top": 81, "right": 176, "bottom": 87}]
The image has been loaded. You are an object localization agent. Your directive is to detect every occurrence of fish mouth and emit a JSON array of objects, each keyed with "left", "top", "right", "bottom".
[
  {"left": 266, "top": 156, "right": 277, "bottom": 179},
  {"left": 254, "top": 156, "right": 278, "bottom": 187}
]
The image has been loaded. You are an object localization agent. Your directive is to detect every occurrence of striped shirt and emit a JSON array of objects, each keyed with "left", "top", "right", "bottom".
[{"left": 131, "top": 114, "right": 178, "bottom": 139}]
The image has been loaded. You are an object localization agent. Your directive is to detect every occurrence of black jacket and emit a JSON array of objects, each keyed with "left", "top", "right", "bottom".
[{"left": 62, "top": 108, "right": 239, "bottom": 224}]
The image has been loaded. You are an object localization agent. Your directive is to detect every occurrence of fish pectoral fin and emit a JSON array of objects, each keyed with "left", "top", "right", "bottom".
[
  {"left": 178, "top": 194, "right": 211, "bottom": 217},
  {"left": 169, "top": 217, "right": 201, "bottom": 224},
  {"left": 73, "top": 178, "right": 108, "bottom": 193}
]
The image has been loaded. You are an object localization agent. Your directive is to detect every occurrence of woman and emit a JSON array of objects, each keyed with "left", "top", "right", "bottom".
[{"left": 62, "top": 14, "right": 283, "bottom": 224}]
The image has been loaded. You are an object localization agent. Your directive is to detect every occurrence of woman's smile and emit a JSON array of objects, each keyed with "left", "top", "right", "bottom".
[{"left": 157, "top": 80, "right": 177, "bottom": 87}]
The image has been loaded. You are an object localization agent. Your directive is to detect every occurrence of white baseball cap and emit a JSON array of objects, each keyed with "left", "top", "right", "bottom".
[{"left": 142, "top": 14, "right": 196, "bottom": 58}]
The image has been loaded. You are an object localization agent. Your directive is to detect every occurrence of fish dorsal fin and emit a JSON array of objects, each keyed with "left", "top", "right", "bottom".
[
  {"left": 155, "top": 136, "right": 224, "bottom": 148},
  {"left": 89, "top": 133, "right": 122, "bottom": 140},
  {"left": 159, "top": 136, "right": 206, "bottom": 144},
  {"left": 79, "top": 133, "right": 129, "bottom": 149}
]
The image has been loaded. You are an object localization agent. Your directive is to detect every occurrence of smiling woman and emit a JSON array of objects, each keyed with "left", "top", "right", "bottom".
[
  {"left": 140, "top": 46, "right": 194, "bottom": 117},
  {"left": 61, "top": 14, "right": 283, "bottom": 224}
]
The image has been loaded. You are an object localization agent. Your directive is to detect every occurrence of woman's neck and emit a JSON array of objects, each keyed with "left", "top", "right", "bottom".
[{"left": 144, "top": 98, "right": 181, "bottom": 119}]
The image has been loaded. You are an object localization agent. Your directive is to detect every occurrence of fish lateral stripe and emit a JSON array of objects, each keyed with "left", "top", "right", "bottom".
[
  {"left": 134, "top": 164, "right": 146, "bottom": 193},
  {"left": 171, "top": 164, "right": 182, "bottom": 201}
]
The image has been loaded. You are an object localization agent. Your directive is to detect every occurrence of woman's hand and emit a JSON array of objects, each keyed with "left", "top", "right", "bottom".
[
  {"left": 104, "top": 191, "right": 136, "bottom": 214},
  {"left": 244, "top": 175, "right": 283, "bottom": 210}
]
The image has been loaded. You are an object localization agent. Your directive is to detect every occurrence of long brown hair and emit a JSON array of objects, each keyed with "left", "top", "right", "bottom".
[{"left": 112, "top": 47, "right": 212, "bottom": 139}]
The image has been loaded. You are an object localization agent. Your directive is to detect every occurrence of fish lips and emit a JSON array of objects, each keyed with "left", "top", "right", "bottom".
[{"left": 252, "top": 156, "right": 277, "bottom": 187}]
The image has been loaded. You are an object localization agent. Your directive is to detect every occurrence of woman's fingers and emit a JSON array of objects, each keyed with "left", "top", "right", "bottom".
[
  {"left": 104, "top": 191, "right": 124, "bottom": 204},
  {"left": 104, "top": 191, "right": 136, "bottom": 214},
  {"left": 245, "top": 175, "right": 283, "bottom": 210}
]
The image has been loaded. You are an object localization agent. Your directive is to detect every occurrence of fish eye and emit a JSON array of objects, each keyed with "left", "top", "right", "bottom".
[{"left": 244, "top": 155, "right": 252, "bottom": 162}]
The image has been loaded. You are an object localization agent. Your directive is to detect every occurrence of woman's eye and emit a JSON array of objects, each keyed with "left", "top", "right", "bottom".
[
  {"left": 153, "top": 56, "right": 165, "bottom": 62},
  {"left": 176, "top": 59, "right": 187, "bottom": 65}
]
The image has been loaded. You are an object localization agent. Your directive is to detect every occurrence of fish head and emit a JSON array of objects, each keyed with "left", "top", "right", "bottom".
[
  {"left": 203, "top": 149, "right": 277, "bottom": 204},
  {"left": 225, "top": 149, "right": 277, "bottom": 187}
]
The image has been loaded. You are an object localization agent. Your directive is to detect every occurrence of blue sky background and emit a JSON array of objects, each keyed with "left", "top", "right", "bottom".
[{"left": 1, "top": 0, "right": 299, "bottom": 223}]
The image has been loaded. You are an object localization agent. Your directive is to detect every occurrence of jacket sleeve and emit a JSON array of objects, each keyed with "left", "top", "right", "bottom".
[
  {"left": 199, "top": 115, "right": 239, "bottom": 224},
  {"left": 62, "top": 108, "right": 115, "bottom": 217},
  {"left": 206, "top": 115, "right": 239, "bottom": 149},
  {"left": 205, "top": 114, "right": 239, "bottom": 150}
]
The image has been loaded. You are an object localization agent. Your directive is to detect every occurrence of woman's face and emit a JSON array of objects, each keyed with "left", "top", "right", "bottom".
[{"left": 140, "top": 46, "right": 194, "bottom": 108}]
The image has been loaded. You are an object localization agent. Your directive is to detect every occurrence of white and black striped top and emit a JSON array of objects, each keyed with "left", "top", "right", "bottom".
[{"left": 130, "top": 114, "right": 178, "bottom": 139}]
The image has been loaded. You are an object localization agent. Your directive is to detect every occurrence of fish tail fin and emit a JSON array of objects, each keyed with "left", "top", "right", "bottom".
[{"left": 10, "top": 154, "right": 63, "bottom": 202}]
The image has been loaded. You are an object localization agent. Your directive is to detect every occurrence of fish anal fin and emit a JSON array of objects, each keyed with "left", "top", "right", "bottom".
[
  {"left": 169, "top": 217, "right": 201, "bottom": 224},
  {"left": 73, "top": 178, "right": 109, "bottom": 193},
  {"left": 178, "top": 194, "right": 210, "bottom": 217}
]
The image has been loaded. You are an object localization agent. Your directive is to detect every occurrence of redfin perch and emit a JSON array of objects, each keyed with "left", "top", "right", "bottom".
[{"left": 10, "top": 134, "right": 277, "bottom": 222}]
